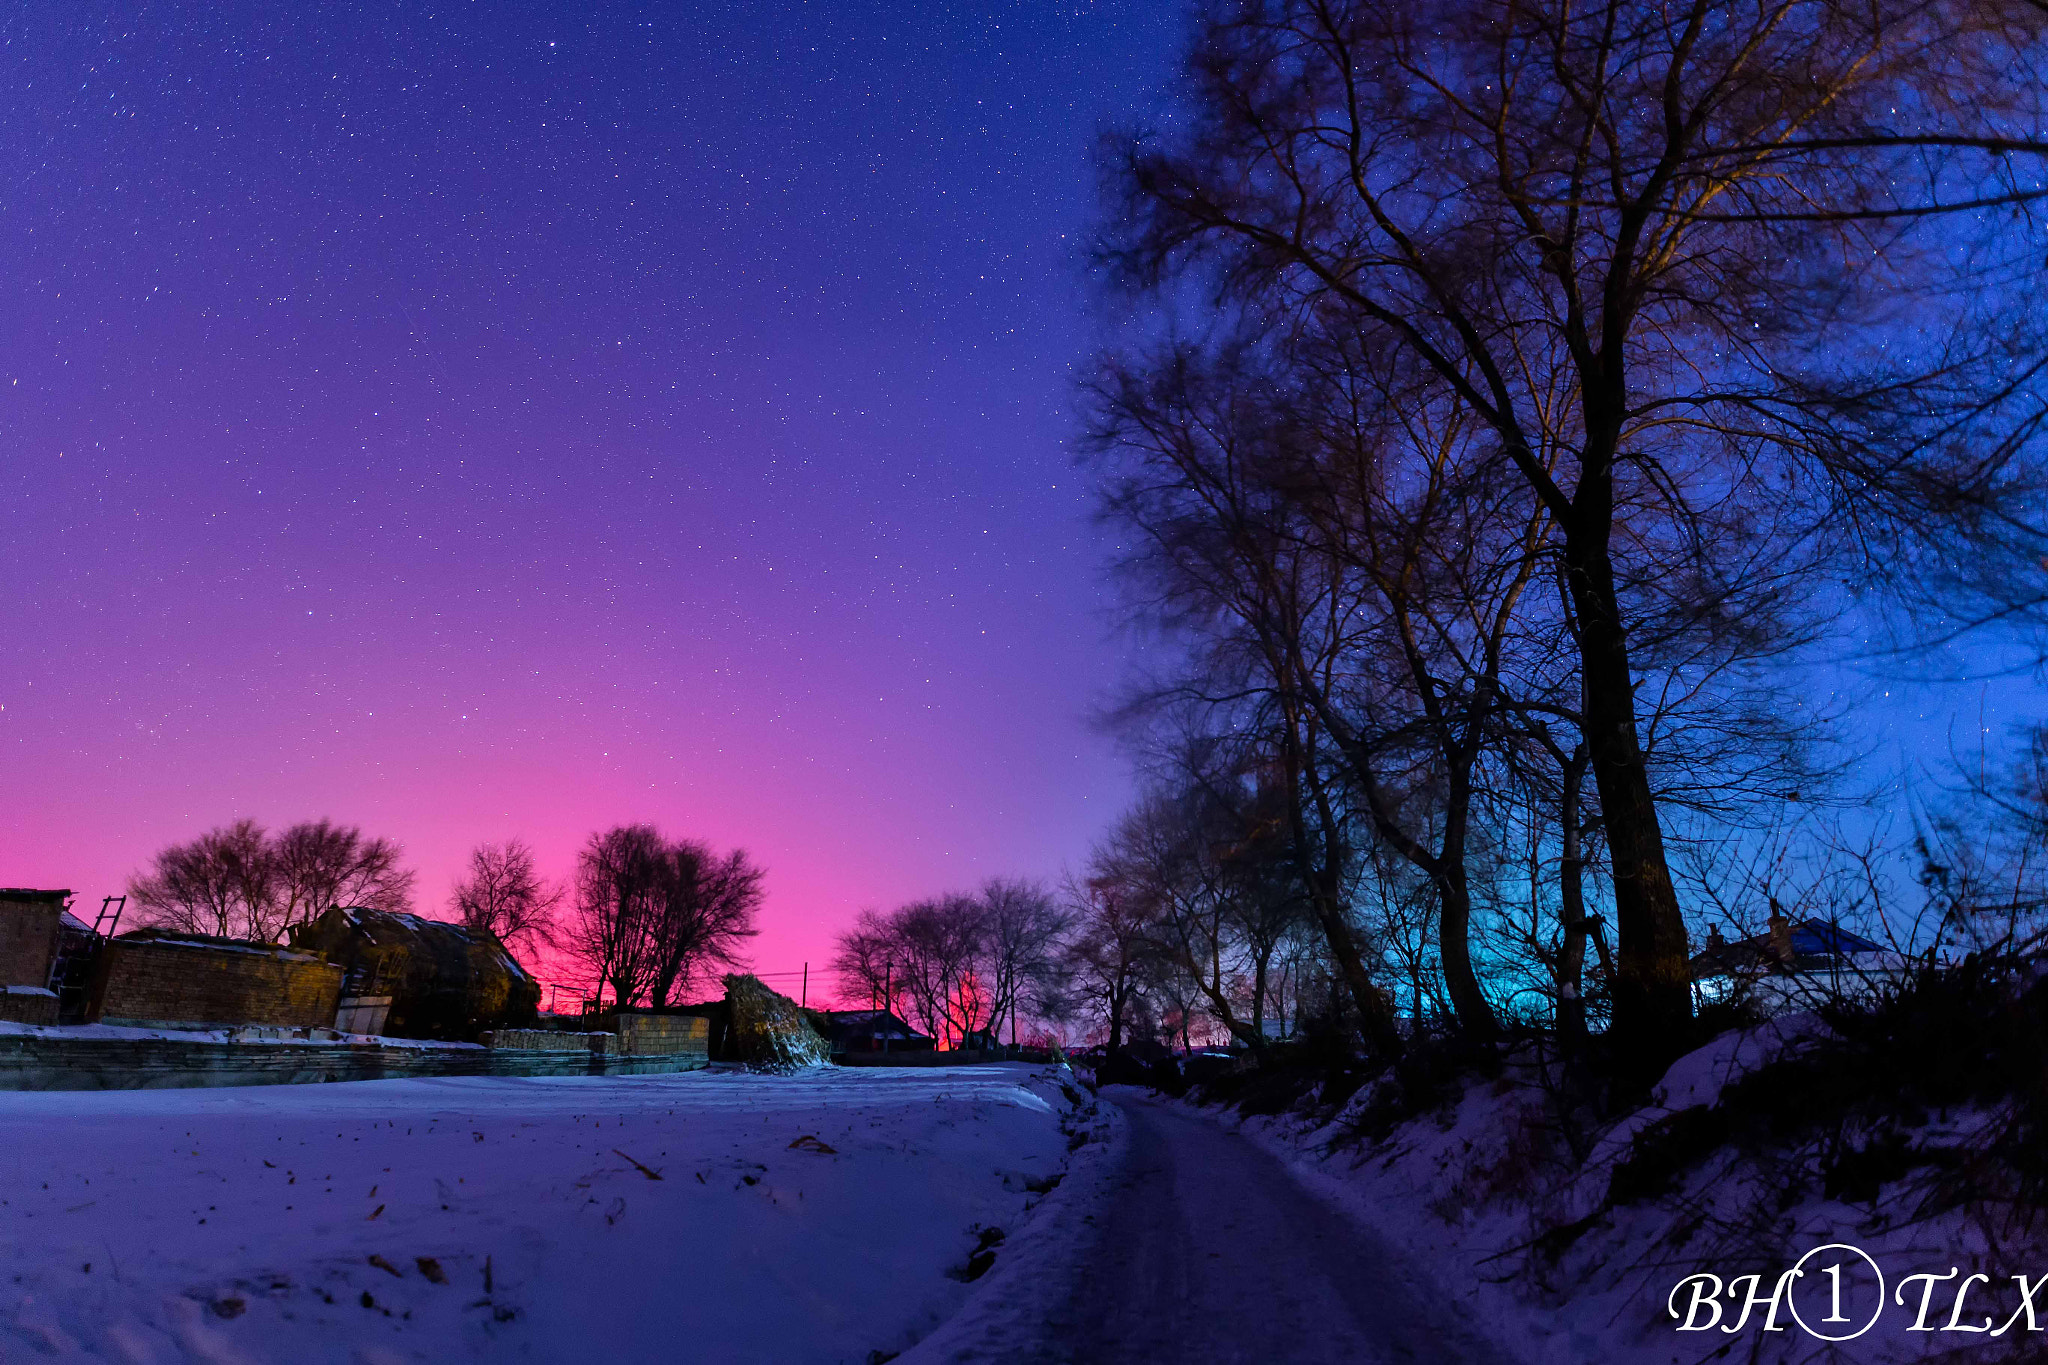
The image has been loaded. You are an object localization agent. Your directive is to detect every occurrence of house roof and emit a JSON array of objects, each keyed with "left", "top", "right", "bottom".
[
  {"left": 115, "top": 926, "right": 326, "bottom": 962},
  {"left": 302, "top": 907, "right": 535, "bottom": 984},
  {"left": 817, "top": 1009, "right": 931, "bottom": 1041},
  {"left": 1690, "top": 916, "right": 1886, "bottom": 979}
]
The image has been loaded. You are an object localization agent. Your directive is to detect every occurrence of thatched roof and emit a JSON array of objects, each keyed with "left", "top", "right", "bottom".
[{"left": 289, "top": 907, "right": 539, "bottom": 1041}]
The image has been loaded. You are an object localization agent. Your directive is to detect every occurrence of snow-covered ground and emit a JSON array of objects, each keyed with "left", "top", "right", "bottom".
[
  {"left": 0, "top": 1064, "right": 1095, "bottom": 1364},
  {"left": 1208, "top": 1022, "right": 2036, "bottom": 1365}
]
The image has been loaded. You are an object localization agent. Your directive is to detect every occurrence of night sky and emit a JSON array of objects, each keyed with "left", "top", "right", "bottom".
[{"left": 1, "top": 2, "right": 1185, "bottom": 996}]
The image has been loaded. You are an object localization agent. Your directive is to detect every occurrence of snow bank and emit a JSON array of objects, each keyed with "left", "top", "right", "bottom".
[
  {"left": 1208, "top": 1025, "right": 2036, "bottom": 1365},
  {"left": 896, "top": 1076, "right": 1124, "bottom": 1364},
  {"left": 0, "top": 1063, "right": 1089, "bottom": 1364}
]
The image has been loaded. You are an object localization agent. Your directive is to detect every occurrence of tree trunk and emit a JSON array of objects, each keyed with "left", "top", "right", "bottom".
[
  {"left": 1276, "top": 700, "right": 1402, "bottom": 1053},
  {"left": 1307, "top": 878, "right": 1398, "bottom": 1050},
  {"left": 1564, "top": 531, "right": 1692, "bottom": 1048},
  {"left": 1555, "top": 746, "right": 1589, "bottom": 1047},
  {"left": 1435, "top": 767, "right": 1497, "bottom": 1041},
  {"left": 1250, "top": 949, "right": 1270, "bottom": 1043}
]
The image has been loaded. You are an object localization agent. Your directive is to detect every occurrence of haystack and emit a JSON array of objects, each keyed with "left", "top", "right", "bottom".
[{"left": 723, "top": 973, "right": 831, "bottom": 1068}]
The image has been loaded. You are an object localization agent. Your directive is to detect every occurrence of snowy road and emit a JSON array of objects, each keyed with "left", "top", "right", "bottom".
[{"left": 1004, "top": 1092, "right": 1493, "bottom": 1365}]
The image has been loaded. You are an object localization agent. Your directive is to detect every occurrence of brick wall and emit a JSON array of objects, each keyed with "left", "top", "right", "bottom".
[
  {"left": 598, "top": 1013, "right": 711, "bottom": 1055},
  {"left": 0, "top": 893, "right": 65, "bottom": 989},
  {"left": 0, "top": 987, "right": 59, "bottom": 1026},
  {"left": 95, "top": 938, "right": 343, "bottom": 1029}
]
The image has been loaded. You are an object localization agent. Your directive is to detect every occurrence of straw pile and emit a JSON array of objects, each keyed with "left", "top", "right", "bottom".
[{"left": 723, "top": 973, "right": 831, "bottom": 1068}]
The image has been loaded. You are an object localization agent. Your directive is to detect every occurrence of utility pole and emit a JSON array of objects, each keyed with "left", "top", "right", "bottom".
[
  {"left": 883, "top": 961, "right": 892, "bottom": 1054},
  {"left": 801, "top": 962, "right": 808, "bottom": 1010}
]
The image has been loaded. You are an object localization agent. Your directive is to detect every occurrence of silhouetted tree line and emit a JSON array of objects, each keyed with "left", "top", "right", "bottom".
[
  {"left": 832, "top": 879, "right": 1070, "bottom": 1048},
  {"left": 128, "top": 821, "right": 763, "bottom": 1009}
]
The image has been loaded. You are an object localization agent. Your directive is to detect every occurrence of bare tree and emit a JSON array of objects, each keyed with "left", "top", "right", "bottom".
[
  {"left": 1062, "top": 875, "right": 1157, "bottom": 1055},
  {"left": 129, "top": 817, "right": 414, "bottom": 942},
  {"left": 1101, "top": 0, "right": 2048, "bottom": 1050},
  {"left": 873, "top": 894, "right": 987, "bottom": 1048},
  {"left": 831, "top": 909, "right": 898, "bottom": 1011},
  {"left": 833, "top": 880, "right": 1070, "bottom": 1047},
  {"left": 644, "top": 842, "right": 763, "bottom": 1007},
  {"left": 975, "top": 877, "right": 1072, "bottom": 1047},
  {"left": 128, "top": 818, "right": 276, "bottom": 940},
  {"left": 450, "top": 838, "right": 563, "bottom": 958},
  {"left": 566, "top": 824, "right": 667, "bottom": 1009},
  {"left": 1093, "top": 781, "right": 1281, "bottom": 1048},
  {"left": 271, "top": 819, "right": 415, "bottom": 932},
  {"left": 564, "top": 826, "right": 762, "bottom": 1009},
  {"left": 1092, "top": 339, "right": 1528, "bottom": 1041}
]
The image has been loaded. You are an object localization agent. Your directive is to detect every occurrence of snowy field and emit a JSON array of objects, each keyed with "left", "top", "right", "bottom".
[{"left": 0, "top": 1064, "right": 1091, "bottom": 1365}]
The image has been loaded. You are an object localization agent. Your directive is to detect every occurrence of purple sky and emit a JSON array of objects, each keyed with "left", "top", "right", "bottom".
[{"left": 1, "top": 2, "right": 1186, "bottom": 1000}]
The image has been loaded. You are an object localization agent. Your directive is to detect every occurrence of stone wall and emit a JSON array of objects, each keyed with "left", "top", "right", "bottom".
[
  {"left": 0, "top": 1033, "right": 710, "bottom": 1090},
  {"left": 94, "top": 937, "right": 343, "bottom": 1030},
  {"left": 0, "top": 891, "right": 66, "bottom": 990}
]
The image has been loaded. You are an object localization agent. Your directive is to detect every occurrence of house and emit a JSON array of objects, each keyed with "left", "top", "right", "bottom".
[
  {"left": 0, "top": 889, "right": 69, "bottom": 1025},
  {"left": 287, "top": 907, "right": 539, "bottom": 1041},
  {"left": 1690, "top": 907, "right": 1906, "bottom": 1014},
  {"left": 815, "top": 1009, "right": 933, "bottom": 1055}
]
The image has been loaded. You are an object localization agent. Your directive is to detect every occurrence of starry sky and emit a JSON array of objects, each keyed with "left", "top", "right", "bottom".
[{"left": 1, "top": 1, "right": 1187, "bottom": 999}]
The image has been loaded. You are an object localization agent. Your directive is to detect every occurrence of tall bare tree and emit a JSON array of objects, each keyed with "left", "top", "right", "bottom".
[
  {"left": 271, "top": 819, "right": 415, "bottom": 931},
  {"left": 128, "top": 818, "right": 277, "bottom": 940},
  {"left": 129, "top": 818, "right": 414, "bottom": 942},
  {"left": 834, "top": 880, "right": 1069, "bottom": 1046},
  {"left": 566, "top": 824, "right": 667, "bottom": 1009},
  {"left": 1062, "top": 875, "right": 1156, "bottom": 1055},
  {"left": 644, "top": 842, "right": 763, "bottom": 1007},
  {"left": 1093, "top": 338, "right": 1546, "bottom": 1040},
  {"left": 566, "top": 826, "right": 762, "bottom": 1009},
  {"left": 976, "top": 878, "right": 1073, "bottom": 1046},
  {"left": 450, "top": 838, "right": 563, "bottom": 958}
]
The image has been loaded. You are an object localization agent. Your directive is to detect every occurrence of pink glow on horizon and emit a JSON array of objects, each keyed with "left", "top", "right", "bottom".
[{"left": 0, "top": 3, "right": 1179, "bottom": 1002}]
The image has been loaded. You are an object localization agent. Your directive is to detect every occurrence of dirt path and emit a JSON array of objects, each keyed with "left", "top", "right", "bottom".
[{"left": 1012, "top": 1092, "right": 1494, "bottom": 1364}]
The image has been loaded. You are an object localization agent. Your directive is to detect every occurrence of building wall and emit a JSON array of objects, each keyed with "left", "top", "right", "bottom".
[
  {"left": 94, "top": 939, "right": 343, "bottom": 1029},
  {"left": 0, "top": 893, "right": 65, "bottom": 989},
  {"left": 591, "top": 1014, "right": 711, "bottom": 1055},
  {"left": 0, "top": 987, "right": 59, "bottom": 1026}
]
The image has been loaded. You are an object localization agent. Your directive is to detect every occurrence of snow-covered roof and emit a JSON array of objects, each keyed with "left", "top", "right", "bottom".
[
  {"left": 1690, "top": 916, "right": 1886, "bottom": 979},
  {"left": 120, "top": 934, "right": 323, "bottom": 963}
]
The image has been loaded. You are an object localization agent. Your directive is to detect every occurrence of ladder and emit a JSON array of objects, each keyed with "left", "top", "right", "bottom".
[{"left": 92, "top": 895, "right": 126, "bottom": 938}]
